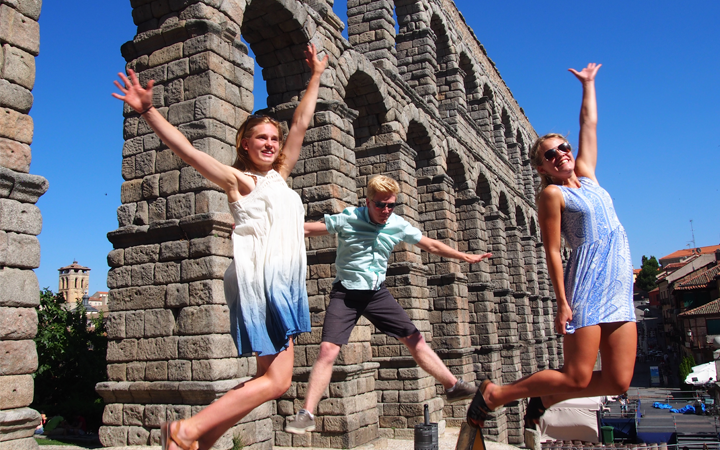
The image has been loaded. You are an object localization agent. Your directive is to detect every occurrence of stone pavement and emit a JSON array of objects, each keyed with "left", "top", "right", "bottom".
[{"left": 36, "top": 426, "right": 521, "bottom": 450}]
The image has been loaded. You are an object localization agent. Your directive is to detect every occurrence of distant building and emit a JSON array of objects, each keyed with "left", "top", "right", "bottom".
[
  {"left": 659, "top": 245, "right": 720, "bottom": 268},
  {"left": 88, "top": 291, "right": 109, "bottom": 315},
  {"left": 58, "top": 261, "right": 91, "bottom": 304}
]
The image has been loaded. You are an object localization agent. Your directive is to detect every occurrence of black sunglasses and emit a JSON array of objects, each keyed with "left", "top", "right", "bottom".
[
  {"left": 372, "top": 201, "right": 398, "bottom": 210},
  {"left": 543, "top": 142, "right": 572, "bottom": 161}
]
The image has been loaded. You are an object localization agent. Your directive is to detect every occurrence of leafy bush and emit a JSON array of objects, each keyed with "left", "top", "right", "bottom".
[
  {"left": 32, "top": 289, "right": 107, "bottom": 432},
  {"left": 679, "top": 354, "right": 697, "bottom": 389}
]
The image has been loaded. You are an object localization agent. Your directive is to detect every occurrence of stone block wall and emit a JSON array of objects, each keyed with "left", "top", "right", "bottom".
[
  {"left": 99, "top": 0, "right": 563, "bottom": 448},
  {"left": 0, "top": 0, "right": 47, "bottom": 449}
]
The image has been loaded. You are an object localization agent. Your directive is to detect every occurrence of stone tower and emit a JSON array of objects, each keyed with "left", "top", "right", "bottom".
[
  {"left": 58, "top": 261, "right": 91, "bottom": 304},
  {"left": 0, "top": 0, "right": 48, "bottom": 449},
  {"left": 97, "top": 0, "right": 562, "bottom": 448}
]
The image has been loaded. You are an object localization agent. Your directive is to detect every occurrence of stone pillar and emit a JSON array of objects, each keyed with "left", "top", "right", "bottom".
[
  {"left": 395, "top": 1, "right": 437, "bottom": 110},
  {"left": 0, "top": 0, "right": 46, "bottom": 449},
  {"left": 347, "top": 0, "right": 397, "bottom": 70},
  {"left": 96, "top": 8, "right": 268, "bottom": 448}
]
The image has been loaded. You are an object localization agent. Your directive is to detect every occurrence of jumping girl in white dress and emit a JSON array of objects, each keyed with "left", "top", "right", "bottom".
[
  {"left": 467, "top": 63, "right": 636, "bottom": 428},
  {"left": 113, "top": 44, "right": 327, "bottom": 450}
]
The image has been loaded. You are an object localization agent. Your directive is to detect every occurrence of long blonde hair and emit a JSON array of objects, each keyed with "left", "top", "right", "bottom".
[
  {"left": 530, "top": 133, "right": 569, "bottom": 202},
  {"left": 233, "top": 115, "right": 286, "bottom": 172}
]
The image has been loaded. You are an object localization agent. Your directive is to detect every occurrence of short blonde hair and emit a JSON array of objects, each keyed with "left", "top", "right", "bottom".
[{"left": 367, "top": 175, "right": 399, "bottom": 199}]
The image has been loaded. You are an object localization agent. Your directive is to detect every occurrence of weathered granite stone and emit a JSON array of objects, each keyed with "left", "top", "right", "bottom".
[
  {"left": 0, "top": 340, "right": 37, "bottom": 375},
  {"left": 0, "top": 5, "right": 40, "bottom": 55},
  {"left": 0, "top": 79, "right": 33, "bottom": 113},
  {"left": 0, "top": 107, "right": 33, "bottom": 144},
  {"left": 0, "top": 231, "right": 39, "bottom": 268},
  {"left": 1, "top": 45, "right": 35, "bottom": 90},
  {"left": 0, "top": 374, "right": 33, "bottom": 410},
  {"left": 0, "top": 137, "right": 31, "bottom": 173},
  {"left": 0, "top": 307, "right": 36, "bottom": 339},
  {"left": 0, "top": 199, "right": 41, "bottom": 235}
]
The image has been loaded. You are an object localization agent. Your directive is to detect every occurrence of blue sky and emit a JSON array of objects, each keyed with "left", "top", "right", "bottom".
[{"left": 31, "top": 1, "right": 719, "bottom": 293}]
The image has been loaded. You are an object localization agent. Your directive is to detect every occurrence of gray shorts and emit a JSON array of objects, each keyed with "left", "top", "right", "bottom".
[{"left": 321, "top": 283, "right": 419, "bottom": 345}]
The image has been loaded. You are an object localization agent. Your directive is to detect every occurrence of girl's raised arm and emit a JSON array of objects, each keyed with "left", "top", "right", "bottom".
[
  {"left": 569, "top": 63, "right": 601, "bottom": 182},
  {"left": 113, "top": 70, "right": 243, "bottom": 199},
  {"left": 278, "top": 44, "right": 329, "bottom": 179}
]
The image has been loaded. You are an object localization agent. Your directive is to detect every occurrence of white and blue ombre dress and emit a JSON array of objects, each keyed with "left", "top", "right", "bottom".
[
  {"left": 558, "top": 177, "right": 635, "bottom": 331},
  {"left": 224, "top": 169, "right": 310, "bottom": 356}
]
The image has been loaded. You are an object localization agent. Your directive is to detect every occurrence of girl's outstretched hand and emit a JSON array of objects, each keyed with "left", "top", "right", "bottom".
[
  {"left": 304, "top": 43, "right": 328, "bottom": 77},
  {"left": 112, "top": 69, "right": 154, "bottom": 114},
  {"left": 569, "top": 62, "right": 601, "bottom": 84}
]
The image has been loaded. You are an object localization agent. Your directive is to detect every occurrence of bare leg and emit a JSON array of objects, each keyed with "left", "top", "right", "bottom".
[
  {"left": 399, "top": 332, "right": 457, "bottom": 389},
  {"left": 541, "top": 321, "right": 636, "bottom": 406},
  {"left": 479, "top": 321, "right": 636, "bottom": 414},
  {"left": 167, "top": 340, "right": 295, "bottom": 450},
  {"left": 303, "top": 341, "right": 341, "bottom": 414}
]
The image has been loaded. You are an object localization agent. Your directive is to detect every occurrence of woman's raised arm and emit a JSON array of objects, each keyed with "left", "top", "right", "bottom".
[
  {"left": 569, "top": 63, "right": 601, "bottom": 182},
  {"left": 278, "top": 44, "right": 329, "bottom": 179},
  {"left": 113, "top": 70, "right": 242, "bottom": 198}
]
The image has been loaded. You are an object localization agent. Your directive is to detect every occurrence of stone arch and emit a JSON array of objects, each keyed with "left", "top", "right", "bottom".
[
  {"left": 335, "top": 50, "right": 393, "bottom": 112},
  {"left": 478, "top": 83, "right": 496, "bottom": 141},
  {"left": 241, "top": 0, "right": 317, "bottom": 107},
  {"left": 515, "top": 206, "right": 527, "bottom": 234},
  {"left": 408, "top": 118, "right": 436, "bottom": 179},
  {"left": 446, "top": 149, "right": 469, "bottom": 190},
  {"left": 498, "top": 190, "right": 511, "bottom": 218},
  {"left": 459, "top": 51, "right": 482, "bottom": 115},
  {"left": 475, "top": 171, "right": 493, "bottom": 206},
  {"left": 430, "top": 12, "right": 456, "bottom": 107}
]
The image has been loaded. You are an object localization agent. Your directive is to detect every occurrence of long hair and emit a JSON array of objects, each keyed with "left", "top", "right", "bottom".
[
  {"left": 530, "top": 133, "right": 568, "bottom": 202},
  {"left": 233, "top": 115, "right": 286, "bottom": 173}
]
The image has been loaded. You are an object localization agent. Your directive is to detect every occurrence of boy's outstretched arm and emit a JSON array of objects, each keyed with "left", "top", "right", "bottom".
[
  {"left": 416, "top": 236, "right": 492, "bottom": 263},
  {"left": 304, "top": 221, "right": 329, "bottom": 238}
]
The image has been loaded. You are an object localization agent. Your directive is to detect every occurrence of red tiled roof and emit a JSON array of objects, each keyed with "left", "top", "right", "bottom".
[
  {"left": 664, "top": 257, "right": 699, "bottom": 271},
  {"left": 679, "top": 298, "right": 720, "bottom": 317},
  {"left": 661, "top": 245, "right": 720, "bottom": 262},
  {"left": 675, "top": 265, "right": 720, "bottom": 291}
]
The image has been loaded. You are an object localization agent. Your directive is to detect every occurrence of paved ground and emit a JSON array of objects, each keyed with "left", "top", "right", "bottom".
[{"left": 36, "top": 427, "right": 518, "bottom": 450}]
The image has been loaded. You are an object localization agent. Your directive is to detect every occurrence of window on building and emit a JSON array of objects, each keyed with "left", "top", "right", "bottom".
[{"left": 707, "top": 319, "right": 720, "bottom": 335}]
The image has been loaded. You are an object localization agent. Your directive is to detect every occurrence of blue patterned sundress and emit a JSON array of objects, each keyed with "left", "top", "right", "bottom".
[
  {"left": 558, "top": 177, "right": 635, "bottom": 332},
  {"left": 223, "top": 170, "right": 310, "bottom": 356}
]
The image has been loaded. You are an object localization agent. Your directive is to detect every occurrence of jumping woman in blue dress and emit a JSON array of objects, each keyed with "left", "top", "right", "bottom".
[{"left": 468, "top": 63, "right": 636, "bottom": 427}]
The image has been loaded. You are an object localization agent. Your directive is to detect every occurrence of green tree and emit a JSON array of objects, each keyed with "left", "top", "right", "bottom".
[
  {"left": 679, "top": 354, "right": 697, "bottom": 389},
  {"left": 32, "top": 289, "right": 107, "bottom": 431},
  {"left": 636, "top": 255, "right": 660, "bottom": 292}
]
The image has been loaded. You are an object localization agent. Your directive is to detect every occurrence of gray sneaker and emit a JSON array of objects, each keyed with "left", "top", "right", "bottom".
[
  {"left": 285, "top": 409, "right": 316, "bottom": 434},
  {"left": 445, "top": 380, "right": 478, "bottom": 403}
]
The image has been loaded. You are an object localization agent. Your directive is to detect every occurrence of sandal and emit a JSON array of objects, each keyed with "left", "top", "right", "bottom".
[
  {"left": 161, "top": 420, "right": 199, "bottom": 450},
  {"left": 466, "top": 380, "right": 494, "bottom": 427},
  {"left": 523, "top": 397, "right": 547, "bottom": 429}
]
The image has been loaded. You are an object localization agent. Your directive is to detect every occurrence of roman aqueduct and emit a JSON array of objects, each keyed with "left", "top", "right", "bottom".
[{"left": 0, "top": 0, "right": 565, "bottom": 449}]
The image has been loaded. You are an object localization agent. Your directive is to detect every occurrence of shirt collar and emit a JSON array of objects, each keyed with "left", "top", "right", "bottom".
[{"left": 360, "top": 206, "right": 393, "bottom": 227}]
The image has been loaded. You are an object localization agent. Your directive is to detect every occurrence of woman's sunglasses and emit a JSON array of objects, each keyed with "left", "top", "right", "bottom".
[
  {"left": 372, "top": 201, "right": 397, "bottom": 210},
  {"left": 544, "top": 142, "right": 572, "bottom": 161}
]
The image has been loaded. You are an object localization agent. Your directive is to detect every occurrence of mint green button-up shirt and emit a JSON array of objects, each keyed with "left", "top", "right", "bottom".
[{"left": 324, "top": 207, "right": 423, "bottom": 291}]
